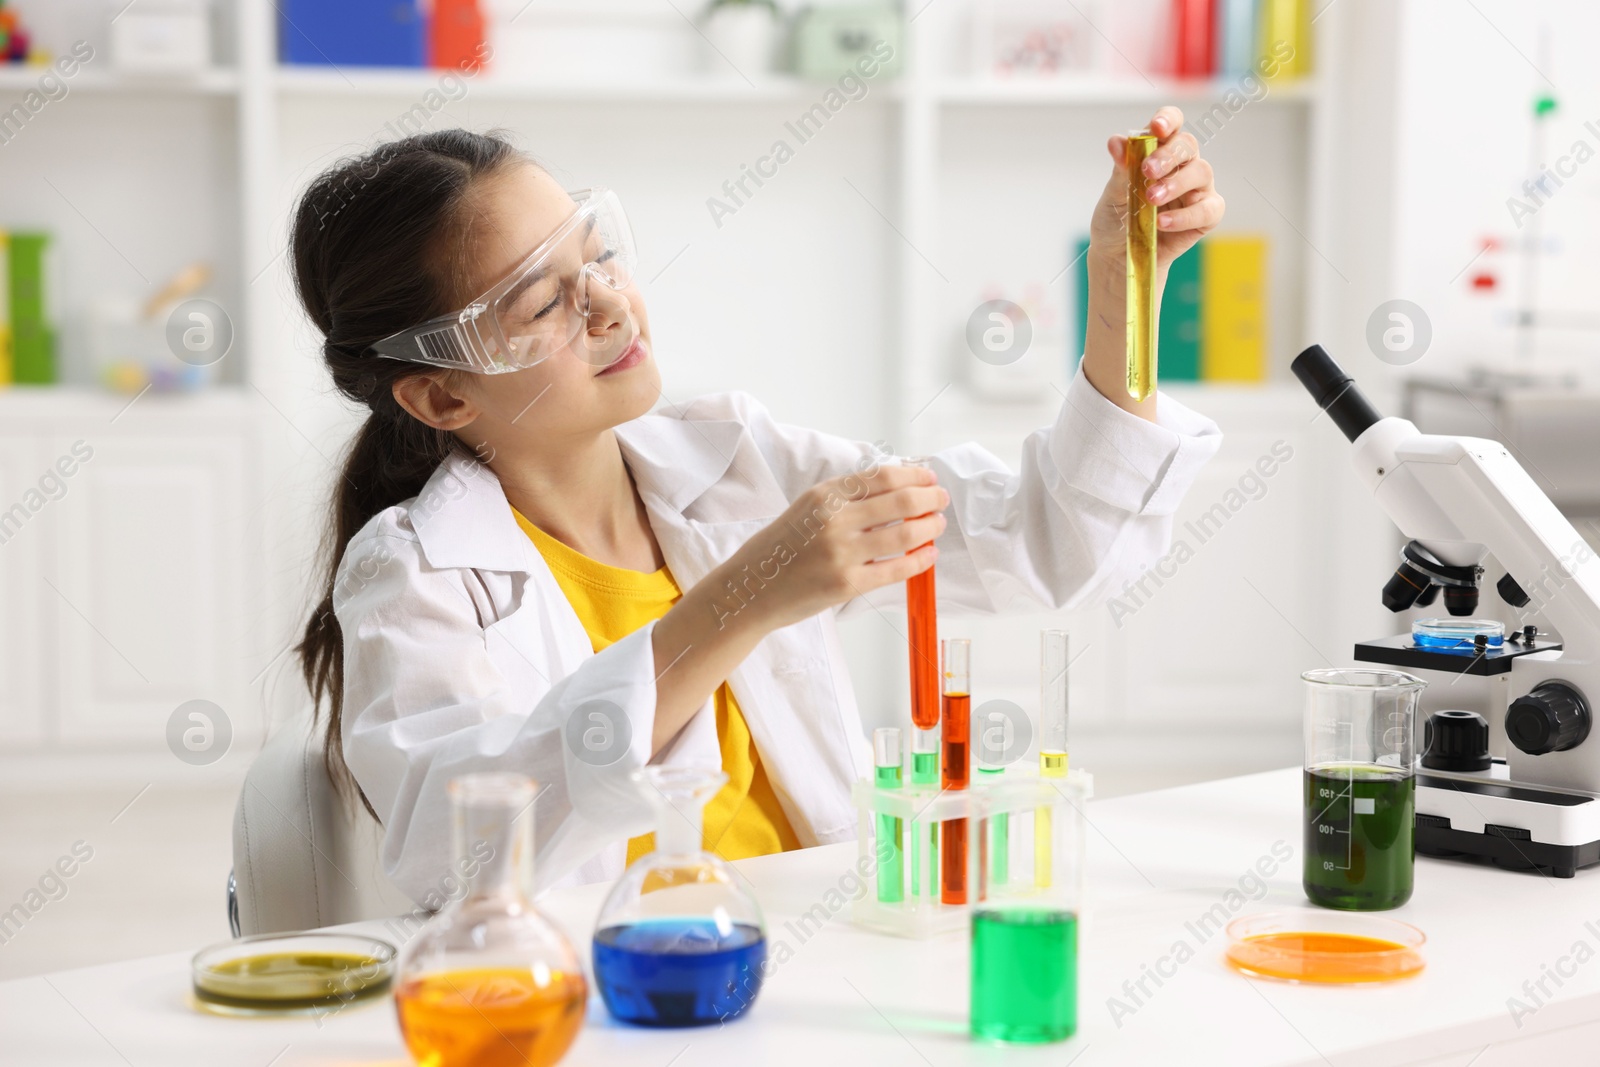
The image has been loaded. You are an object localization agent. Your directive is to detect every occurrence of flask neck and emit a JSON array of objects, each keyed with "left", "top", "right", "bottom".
[
  {"left": 454, "top": 794, "right": 536, "bottom": 904},
  {"left": 654, "top": 794, "right": 704, "bottom": 861}
]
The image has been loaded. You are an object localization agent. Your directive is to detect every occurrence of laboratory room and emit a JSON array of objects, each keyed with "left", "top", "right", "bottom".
[{"left": 9, "top": 0, "right": 1600, "bottom": 1064}]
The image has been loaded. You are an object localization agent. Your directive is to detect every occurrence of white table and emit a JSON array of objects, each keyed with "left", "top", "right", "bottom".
[{"left": 6, "top": 768, "right": 1600, "bottom": 1067}]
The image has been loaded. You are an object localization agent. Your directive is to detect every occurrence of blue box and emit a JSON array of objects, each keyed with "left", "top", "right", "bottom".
[{"left": 279, "top": 0, "right": 426, "bottom": 68}]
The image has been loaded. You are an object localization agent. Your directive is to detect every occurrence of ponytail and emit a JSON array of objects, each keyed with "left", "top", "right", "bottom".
[{"left": 289, "top": 130, "right": 523, "bottom": 818}]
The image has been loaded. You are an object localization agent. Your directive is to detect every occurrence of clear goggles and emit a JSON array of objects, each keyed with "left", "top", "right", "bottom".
[{"left": 369, "top": 188, "right": 638, "bottom": 374}]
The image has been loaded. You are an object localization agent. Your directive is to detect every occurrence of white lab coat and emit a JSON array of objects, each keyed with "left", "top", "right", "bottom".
[{"left": 335, "top": 369, "right": 1222, "bottom": 905}]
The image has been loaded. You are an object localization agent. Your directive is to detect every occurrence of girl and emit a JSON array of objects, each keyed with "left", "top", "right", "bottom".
[{"left": 294, "top": 108, "right": 1224, "bottom": 904}]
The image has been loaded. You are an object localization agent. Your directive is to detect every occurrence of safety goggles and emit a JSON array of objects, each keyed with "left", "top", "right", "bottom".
[{"left": 369, "top": 188, "right": 638, "bottom": 374}]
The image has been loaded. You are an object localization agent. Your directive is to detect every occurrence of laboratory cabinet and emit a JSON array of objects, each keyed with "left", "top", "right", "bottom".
[{"left": 0, "top": 389, "right": 265, "bottom": 770}]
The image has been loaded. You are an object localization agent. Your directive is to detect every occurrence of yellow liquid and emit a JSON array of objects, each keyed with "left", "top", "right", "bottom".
[
  {"left": 1035, "top": 750, "right": 1067, "bottom": 888},
  {"left": 193, "top": 950, "right": 391, "bottom": 1013},
  {"left": 1227, "top": 932, "right": 1424, "bottom": 984},
  {"left": 1125, "top": 132, "right": 1159, "bottom": 401},
  {"left": 395, "top": 967, "right": 586, "bottom": 1067}
]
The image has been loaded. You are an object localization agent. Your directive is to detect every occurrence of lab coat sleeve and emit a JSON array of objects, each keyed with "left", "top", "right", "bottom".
[
  {"left": 333, "top": 515, "right": 658, "bottom": 904},
  {"left": 724, "top": 366, "right": 1222, "bottom": 615}
]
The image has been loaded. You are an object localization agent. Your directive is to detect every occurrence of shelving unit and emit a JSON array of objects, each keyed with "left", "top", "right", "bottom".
[{"left": 0, "top": 0, "right": 1372, "bottom": 789}]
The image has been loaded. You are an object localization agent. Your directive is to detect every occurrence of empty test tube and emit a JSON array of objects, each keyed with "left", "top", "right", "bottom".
[
  {"left": 874, "top": 727, "right": 904, "bottom": 904},
  {"left": 1125, "top": 130, "right": 1159, "bottom": 402}
]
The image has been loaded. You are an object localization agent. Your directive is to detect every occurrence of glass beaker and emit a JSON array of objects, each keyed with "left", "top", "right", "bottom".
[
  {"left": 593, "top": 767, "right": 768, "bottom": 1027},
  {"left": 393, "top": 773, "right": 587, "bottom": 1067},
  {"left": 970, "top": 771, "right": 1089, "bottom": 1044},
  {"left": 1302, "top": 668, "right": 1426, "bottom": 911}
]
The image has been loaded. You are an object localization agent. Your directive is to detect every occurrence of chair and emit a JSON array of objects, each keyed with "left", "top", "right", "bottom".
[{"left": 230, "top": 710, "right": 414, "bottom": 935}]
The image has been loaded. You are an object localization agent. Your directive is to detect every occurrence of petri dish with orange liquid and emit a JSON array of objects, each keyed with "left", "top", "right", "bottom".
[{"left": 1225, "top": 909, "right": 1425, "bottom": 984}]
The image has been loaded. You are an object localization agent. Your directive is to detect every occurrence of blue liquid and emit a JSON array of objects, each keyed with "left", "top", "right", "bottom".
[{"left": 593, "top": 920, "right": 766, "bottom": 1027}]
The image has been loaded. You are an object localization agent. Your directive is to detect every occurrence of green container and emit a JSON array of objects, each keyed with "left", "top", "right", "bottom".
[
  {"left": 1303, "top": 764, "right": 1415, "bottom": 911},
  {"left": 9, "top": 232, "right": 54, "bottom": 384},
  {"left": 971, "top": 908, "right": 1077, "bottom": 1043},
  {"left": 792, "top": 4, "right": 903, "bottom": 81}
]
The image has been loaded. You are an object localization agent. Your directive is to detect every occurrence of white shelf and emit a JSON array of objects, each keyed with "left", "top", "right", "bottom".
[
  {"left": 0, "top": 66, "right": 239, "bottom": 95},
  {"left": 931, "top": 76, "right": 1319, "bottom": 106},
  {"left": 272, "top": 66, "right": 865, "bottom": 104}
]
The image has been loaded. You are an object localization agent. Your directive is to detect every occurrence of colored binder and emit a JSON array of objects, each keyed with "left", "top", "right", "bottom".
[
  {"left": 1171, "top": 0, "right": 1215, "bottom": 78},
  {"left": 1259, "top": 0, "right": 1310, "bottom": 80},
  {"left": 1159, "top": 243, "right": 1202, "bottom": 381},
  {"left": 432, "top": 0, "right": 487, "bottom": 72},
  {"left": 279, "top": 0, "right": 425, "bottom": 68},
  {"left": 1070, "top": 236, "right": 1091, "bottom": 368},
  {"left": 1200, "top": 235, "right": 1266, "bottom": 381},
  {"left": 1216, "top": 0, "right": 1258, "bottom": 77},
  {"left": 0, "top": 231, "right": 10, "bottom": 386},
  {"left": 10, "top": 231, "right": 53, "bottom": 385}
]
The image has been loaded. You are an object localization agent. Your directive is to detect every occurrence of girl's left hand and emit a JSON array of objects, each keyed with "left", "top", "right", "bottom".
[{"left": 1089, "top": 106, "right": 1224, "bottom": 270}]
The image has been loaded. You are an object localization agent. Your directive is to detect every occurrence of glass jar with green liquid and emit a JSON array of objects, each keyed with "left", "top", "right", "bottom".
[
  {"left": 970, "top": 772, "right": 1089, "bottom": 1045},
  {"left": 1302, "top": 669, "right": 1425, "bottom": 911}
]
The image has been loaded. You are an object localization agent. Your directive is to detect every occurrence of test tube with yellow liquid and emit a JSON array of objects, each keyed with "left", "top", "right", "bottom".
[
  {"left": 1125, "top": 130, "right": 1159, "bottom": 401},
  {"left": 1036, "top": 630, "right": 1070, "bottom": 887}
]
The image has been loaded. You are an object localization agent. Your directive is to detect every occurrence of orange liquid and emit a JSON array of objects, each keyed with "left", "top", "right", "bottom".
[
  {"left": 941, "top": 691, "right": 970, "bottom": 904},
  {"left": 908, "top": 564, "right": 939, "bottom": 730},
  {"left": 1226, "top": 932, "right": 1424, "bottom": 984},
  {"left": 395, "top": 967, "right": 587, "bottom": 1067}
]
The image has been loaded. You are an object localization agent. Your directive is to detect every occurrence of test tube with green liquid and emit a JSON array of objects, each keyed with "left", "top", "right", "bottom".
[
  {"left": 874, "top": 727, "right": 904, "bottom": 903},
  {"left": 910, "top": 728, "right": 939, "bottom": 899},
  {"left": 976, "top": 715, "right": 1008, "bottom": 887},
  {"left": 1125, "top": 130, "right": 1159, "bottom": 402},
  {"left": 1036, "top": 630, "right": 1069, "bottom": 888}
]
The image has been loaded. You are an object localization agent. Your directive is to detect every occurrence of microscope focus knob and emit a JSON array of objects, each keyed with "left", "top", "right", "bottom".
[
  {"left": 1422, "top": 710, "right": 1492, "bottom": 771},
  {"left": 1507, "top": 682, "right": 1592, "bottom": 756}
]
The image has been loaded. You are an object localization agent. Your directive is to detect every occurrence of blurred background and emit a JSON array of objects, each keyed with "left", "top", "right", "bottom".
[{"left": 2, "top": 0, "right": 1598, "bottom": 978}]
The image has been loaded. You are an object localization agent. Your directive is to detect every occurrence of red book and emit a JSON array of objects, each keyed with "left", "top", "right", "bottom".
[
  {"left": 1172, "top": 0, "right": 1215, "bottom": 78},
  {"left": 432, "top": 0, "right": 486, "bottom": 72}
]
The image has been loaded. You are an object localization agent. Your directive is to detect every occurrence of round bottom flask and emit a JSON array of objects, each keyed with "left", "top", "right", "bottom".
[
  {"left": 593, "top": 767, "right": 768, "bottom": 1027},
  {"left": 394, "top": 773, "right": 587, "bottom": 1067}
]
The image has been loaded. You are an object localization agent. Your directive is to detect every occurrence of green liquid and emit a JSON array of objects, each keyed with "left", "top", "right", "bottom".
[
  {"left": 876, "top": 764, "right": 904, "bottom": 903},
  {"left": 1303, "top": 764, "right": 1414, "bottom": 911},
  {"left": 970, "top": 908, "right": 1077, "bottom": 1044},
  {"left": 978, "top": 767, "right": 1008, "bottom": 886},
  {"left": 911, "top": 751, "right": 939, "bottom": 898}
]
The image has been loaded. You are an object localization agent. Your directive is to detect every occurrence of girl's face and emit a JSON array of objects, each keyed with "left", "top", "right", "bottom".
[{"left": 445, "top": 163, "right": 660, "bottom": 454}]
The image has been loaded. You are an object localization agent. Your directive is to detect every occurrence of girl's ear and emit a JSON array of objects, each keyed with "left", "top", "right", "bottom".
[{"left": 392, "top": 373, "right": 480, "bottom": 431}]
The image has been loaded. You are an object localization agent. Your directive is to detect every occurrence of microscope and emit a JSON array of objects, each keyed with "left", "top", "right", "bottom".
[{"left": 1294, "top": 345, "right": 1600, "bottom": 878}]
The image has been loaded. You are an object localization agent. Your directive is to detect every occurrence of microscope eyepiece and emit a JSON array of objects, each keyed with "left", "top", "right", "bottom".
[{"left": 1291, "top": 345, "right": 1383, "bottom": 443}]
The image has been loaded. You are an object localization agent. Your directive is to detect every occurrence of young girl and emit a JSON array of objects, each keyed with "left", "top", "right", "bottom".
[{"left": 293, "top": 108, "right": 1224, "bottom": 904}]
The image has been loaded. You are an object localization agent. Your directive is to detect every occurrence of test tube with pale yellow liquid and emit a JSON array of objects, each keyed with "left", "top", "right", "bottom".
[
  {"left": 1036, "top": 629, "right": 1070, "bottom": 887},
  {"left": 1125, "top": 130, "right": 1159, "bottom": 401}
]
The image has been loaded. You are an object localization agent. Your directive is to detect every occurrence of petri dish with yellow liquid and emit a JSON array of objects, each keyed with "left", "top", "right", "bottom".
[
  {"left": 1225, "top": 909, "right": 1425, "bottom": 984},
  {"left": 192, "top": 932, "right": 397, "bottom": 1015}
]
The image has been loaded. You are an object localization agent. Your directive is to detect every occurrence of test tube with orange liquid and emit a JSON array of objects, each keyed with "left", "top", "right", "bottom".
[
  {"left": 941, "top": 638, "right": 971, "bottom": 905},
  {"left": 904, "top": 458, "right": 940, "bottom": 732}
]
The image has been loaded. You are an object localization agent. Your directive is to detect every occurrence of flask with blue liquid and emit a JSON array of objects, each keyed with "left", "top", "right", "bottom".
[{"left": 593, "top": 767, "right": 768, "bottom": 1028}]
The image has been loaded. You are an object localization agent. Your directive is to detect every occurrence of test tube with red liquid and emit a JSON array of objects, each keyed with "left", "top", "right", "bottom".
[
  {"left": 905, "top": 458, "right": 940, "bottom": 732},
  {"left": 941, "top": 637, "right": 971, "bottom": 905}
]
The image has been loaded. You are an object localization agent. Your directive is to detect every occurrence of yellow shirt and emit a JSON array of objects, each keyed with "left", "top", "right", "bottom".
[{"left": 513, "top": 510, "right": 802, "bottom": 865}]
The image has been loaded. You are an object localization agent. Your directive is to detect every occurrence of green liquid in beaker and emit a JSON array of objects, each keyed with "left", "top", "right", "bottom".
[
  {"left": 970, "top": 908, "right": 1077, "bottom": 1044},
  {"left": 1303, "top": 764, "right": 1414, "bottom": 911}
]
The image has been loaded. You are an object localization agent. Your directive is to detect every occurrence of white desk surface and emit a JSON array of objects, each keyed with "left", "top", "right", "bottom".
[{"left": 6, "top": 767, "right": 1600, "bottom": 1067}]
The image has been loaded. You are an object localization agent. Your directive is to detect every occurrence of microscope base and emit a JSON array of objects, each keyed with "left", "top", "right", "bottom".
[{"left": 1416, "top": 774, "right": 1600, "bottom": 878}]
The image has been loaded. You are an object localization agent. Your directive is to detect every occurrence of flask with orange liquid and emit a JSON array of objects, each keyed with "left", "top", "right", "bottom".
[{"left": 394, "top": 773, "right": 586, "bottom": 1067}]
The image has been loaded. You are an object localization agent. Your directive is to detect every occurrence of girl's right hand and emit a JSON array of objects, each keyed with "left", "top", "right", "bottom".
[{"left": 718, "top": 462, "right": 950, "bottom": 632}]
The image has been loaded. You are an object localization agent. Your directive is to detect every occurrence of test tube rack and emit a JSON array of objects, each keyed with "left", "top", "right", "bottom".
[{"left": 850, "top": 768, "right": 1092, "bottom": 939}]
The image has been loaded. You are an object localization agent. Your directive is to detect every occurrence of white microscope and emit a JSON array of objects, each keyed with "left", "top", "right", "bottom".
[{"left": 1295, "top": 345, "right": 1600, "bottom": 878}]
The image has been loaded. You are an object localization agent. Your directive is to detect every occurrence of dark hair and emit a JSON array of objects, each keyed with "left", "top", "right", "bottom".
[{"left": 291, "top": 129, "right": 523, "bottom": 818}]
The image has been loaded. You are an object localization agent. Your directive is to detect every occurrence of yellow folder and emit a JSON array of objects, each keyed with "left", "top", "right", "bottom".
[{"left": 1201, "top": 235, "right": 1267, "bottom": 382}]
